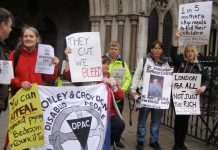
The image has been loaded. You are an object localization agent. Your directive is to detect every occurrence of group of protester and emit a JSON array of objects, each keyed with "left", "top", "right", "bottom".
[
  {"left": 130, "top": 34, "right": 208, "bottom": 150},
  {"left": 0, "top": 7, "right": 208, "bottom": 150}
]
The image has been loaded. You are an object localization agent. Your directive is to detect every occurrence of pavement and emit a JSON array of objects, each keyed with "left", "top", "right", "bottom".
[{"left": 1, "top": 97, "right": 217, "bottom": 150}]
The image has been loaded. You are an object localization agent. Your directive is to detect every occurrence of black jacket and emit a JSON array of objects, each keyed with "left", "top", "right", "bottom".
[
  {"left": 0, "top": 40, "right": 9, "bottom": 113},
  {"left": 171, "top": 46, "right": 209, "bottom": 88}
]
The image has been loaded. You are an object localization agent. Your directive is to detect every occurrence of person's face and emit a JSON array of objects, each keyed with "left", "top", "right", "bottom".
[
  {"left": 1, "top": 17, "right": 12, "bottom": 40},
  {"left": 109, "top": 46, "right": 119, "bottom": 60},
  {"left": 102, "top": 62, "right": 109, "bottom": 75},
  {"left": 23, "top": 29, "right": 38, "bottom": 50},
  {"left": 153, "top": 79, "right": 158, "bottom": 84},
  {"left": 151, "top": 44, "right": 163, "bottom": 60},
  {"left": 185, "top": 48, "right": 195, "bottom": 62}
]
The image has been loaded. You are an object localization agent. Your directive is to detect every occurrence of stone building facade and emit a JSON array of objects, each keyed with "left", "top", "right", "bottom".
[{"left": 1, "top": 0, "right": 218, "bottom": 71}]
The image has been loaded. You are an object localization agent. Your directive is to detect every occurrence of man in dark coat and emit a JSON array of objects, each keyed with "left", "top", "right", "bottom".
[{"left": 0, "top": 7, "right": 13, "bottom": 114}]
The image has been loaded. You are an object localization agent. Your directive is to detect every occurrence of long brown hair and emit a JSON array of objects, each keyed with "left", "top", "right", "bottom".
[{"left": 16, "top": 26, "right": 41, "bottom": 49}]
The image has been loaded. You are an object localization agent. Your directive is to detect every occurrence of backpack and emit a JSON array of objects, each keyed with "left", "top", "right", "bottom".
[
  {"left": 10, "top": 50, "right": 21, "bottom": 96},
  {"left": 13, "top": 49, "right": 20, "bottom": 70}
]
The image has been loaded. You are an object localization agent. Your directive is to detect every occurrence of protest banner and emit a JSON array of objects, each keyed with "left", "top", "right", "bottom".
[
  {"left": 66, "top": 32, "right": 103, "bottom": 82},
  {"left": 141, "top": 59, "right": 173, "bottom": 109},
  {"left": 35, "top": 44, "right": 55, "bottom": 74},
  {"left": 31, "top": 83, "right": 110, "bottom": 150},
  {"left": 172, "top": 73, "right": 202, "bottom": 115},
  {"left": 0, "top": 60, "right": 14, "bottom": 84},
  {"left": 8, "top": 84, "right": 44, "bottom": 150},
  {"left": 178, "top": 1, "right": 212, "bottom": 46}
]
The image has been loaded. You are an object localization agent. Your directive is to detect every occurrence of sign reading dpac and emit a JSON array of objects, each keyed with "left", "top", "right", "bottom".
[
  {"left": 66, "top": 32, "right": 103, "bottom": 82},
  {"left": 31, "top": 83, "right": 109, "bottom": 150},
  {"left": 9, "top": 84, "right": 44, "bottom": 150},
  {"left": 172, "top": 73, "right": 202, "bottom": 115}
]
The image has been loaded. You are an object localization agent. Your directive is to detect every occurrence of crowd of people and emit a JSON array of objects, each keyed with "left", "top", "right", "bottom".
[{"left": 0, "top": 7, "right": 209, "bottom": 150}]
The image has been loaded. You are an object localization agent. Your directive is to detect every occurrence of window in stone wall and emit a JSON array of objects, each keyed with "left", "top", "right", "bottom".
[
  {"left": 36, "top": 18, "right": 57, "bottom": 54},
  {"left": 162, "top": 11, "right": 173, "bottom": 57},
  {"left": 147, "top": 9, "right": 159, "bottom": 53}
]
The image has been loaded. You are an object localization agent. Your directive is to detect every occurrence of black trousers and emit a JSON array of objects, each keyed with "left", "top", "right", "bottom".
[
  {"left": 111, "top": 114, "right": 125, "bottom": 144},
  {"left": 174, "top": 115, "right": 190, "bottom": 145},
  {"left": 117, "top": 99, "right": 124, "bottom": 114}
]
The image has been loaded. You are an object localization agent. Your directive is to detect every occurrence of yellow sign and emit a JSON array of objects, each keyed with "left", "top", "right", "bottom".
[{"left": 8, "top": 84, "right": 44, "bottom": 150}]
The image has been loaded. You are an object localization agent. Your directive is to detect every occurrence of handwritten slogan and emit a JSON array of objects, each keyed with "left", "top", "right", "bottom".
[
  {"left": 0, "top": 60, "right": 14, "bottom": 84},
  {"left": 31, "top": 84, "right": 109, "bottom": 150},
  {"left": 172, "top": 73, "right": 202, "bottom": 115},
  {"left": 35, "top": 44, "right": 55, "bottom": 74},
  {"left": 141, "top": 60, "right": 173, "bottom": 109},
  {"left": 178, "top": 1, "right": 212, "bottom": 46},
  {"left": 66, "top": 32, "right": 103, "bottom": 82},
  {"left": 9, "top": 84, "right": 44, "bottom": 150}
]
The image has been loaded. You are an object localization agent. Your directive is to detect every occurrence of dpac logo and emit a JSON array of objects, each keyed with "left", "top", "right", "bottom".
[
  {"left": 48, "top": 106, "right": 105, "bottom": 150},
  {"left": 67, "top": 117, "right": 92, "bottom": 149}
]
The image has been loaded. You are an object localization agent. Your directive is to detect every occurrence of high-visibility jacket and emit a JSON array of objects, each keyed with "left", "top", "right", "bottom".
[{"left": 109, "top": 59, "right": 132, "bottom": 93}]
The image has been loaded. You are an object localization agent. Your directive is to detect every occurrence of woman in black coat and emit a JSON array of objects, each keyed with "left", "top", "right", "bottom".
[{"left": 171, "top": 32, "right": 209, "bottom": 150}]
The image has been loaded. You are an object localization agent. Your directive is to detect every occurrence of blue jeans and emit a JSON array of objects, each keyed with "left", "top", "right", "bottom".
[{"left": 136, "top": 107, "right": 163, "bottom": 144}]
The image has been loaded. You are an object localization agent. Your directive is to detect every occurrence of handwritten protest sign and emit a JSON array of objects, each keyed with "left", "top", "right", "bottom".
[
  {"left": 178, "top": 1, "right": 212, "bottom": 46},
  {"left": 35, "top": 44, "right": 55, "bottom": 74},
  {"left": 141, "top": 59, "right": 173, "bottom": 109},
  {"left": 31, "top": 83, "right": 110, "bottom": 150},
  {"left": 9, "top": 84, "right": 44, "bottom": 150},
  {"left": 172, "top": 73, "right": 202, "bottom": 115},
  {"left": 112, "top": 68, "right": 125, "bottom": 85},
  {"left": 0, "top": 60, "right": 14, "bottom": 84},
  {"left": 66, "top": 32, "right": 103, "bottom": 82}
]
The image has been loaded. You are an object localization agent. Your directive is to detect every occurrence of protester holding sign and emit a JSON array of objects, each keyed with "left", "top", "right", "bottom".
[
  {"left": 101, "top": 56, "right": 125, "bottom": 148},
  {"left": 63, "top": 50, "right": 125, "bottom": 148},
  {"left": 131, "top": 41, "right": 169, "bottom": 150},
  {"left": 0, "top": 7, "right": 13, "bottom": 114},
  {"left": 106, "top": 41, "right": 132, "bottom": 113},
  {"left": 171, "top": 31, "right": 209, "bottom": 150},
  {"left": 8, "top": 26, "right": 59, "bottom": 93}
]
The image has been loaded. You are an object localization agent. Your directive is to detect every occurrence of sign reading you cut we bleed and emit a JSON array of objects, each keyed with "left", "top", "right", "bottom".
[{"left": 66, "top": 32, "right": 103, "bottom": 82}]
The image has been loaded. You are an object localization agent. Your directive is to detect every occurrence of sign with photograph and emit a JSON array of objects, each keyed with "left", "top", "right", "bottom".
[{"left": 141, "top": 59, "right": 173, "bottom": 109}]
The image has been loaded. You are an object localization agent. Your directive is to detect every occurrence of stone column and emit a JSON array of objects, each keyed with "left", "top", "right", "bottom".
[
  {"left": 137, "top": 15, "right": 149, "bottom": 62},
  {"left": 104, "top": 16, "right": 113, "bottom": 51},
  {"left": 129, "top": 14, "right": 139, "bottom": 71},
  {"left": 215, "top": 25, "right": 218, "bottom": 56},
  {"left": 116, "top": 15, "right": 126, "bottom": 56},
  {"left": 90, "top": 16, "right": 101, "bottom": 32}
]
